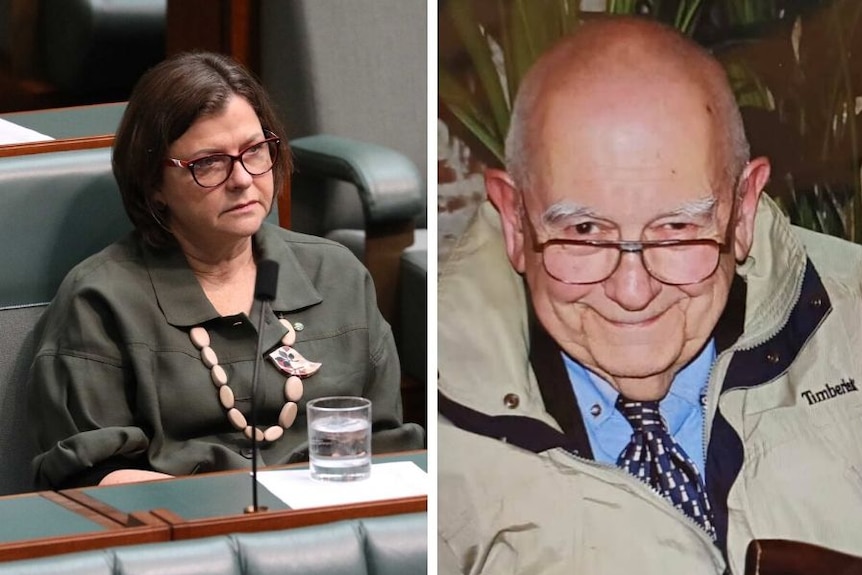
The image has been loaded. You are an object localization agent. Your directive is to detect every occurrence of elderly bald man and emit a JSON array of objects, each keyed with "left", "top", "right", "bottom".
[{"left": 438, "top": 15, "right": 862, "bottom": 575}]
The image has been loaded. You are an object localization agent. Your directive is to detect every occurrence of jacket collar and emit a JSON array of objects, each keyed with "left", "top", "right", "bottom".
[{"left": 734, "top": 195, "right": 809, "bottom": 348}]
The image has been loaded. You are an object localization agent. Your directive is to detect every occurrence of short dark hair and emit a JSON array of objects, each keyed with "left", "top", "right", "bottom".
[{"left": 113, "top": 51, "right": 291, "bottom": 249}]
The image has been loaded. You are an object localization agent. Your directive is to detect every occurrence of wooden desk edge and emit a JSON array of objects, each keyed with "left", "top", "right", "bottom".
[
  {"left": 0, "top": 494, "right": 170, "bottom": 563},
  {"left": 57, "top": 451, "right": 428, "bottom": 541},
  {"left": 59, "top": 489, "right": 132, "bottom": 526},
  {"left": 0, "top": 135, "right": 114, "bottom": 157},
  {"left": 40, "top": 490, "right": 125, "bottom": 530},
  {"left": 151, "top": 494, "right": 427, "bottom": 540},
  {"left": 0, "top": 528, "right": 169, "bottom": 563}
]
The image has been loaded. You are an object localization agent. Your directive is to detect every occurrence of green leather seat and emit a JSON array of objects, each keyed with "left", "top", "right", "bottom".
[
  {"left": 0, "top": 147, "right": 131, "bottom": 496},
  {"left": 0, "top": 514, "right": 427, "bottom": 575},
  {"left": 0, "top": 148, "right": 130, "bottom": 308}
]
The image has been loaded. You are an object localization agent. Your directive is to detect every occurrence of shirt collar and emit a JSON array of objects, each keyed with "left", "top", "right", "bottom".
[
  {"left": 563, "top": 337, "right": 716, "bottom": 426},
  {"left": 144, "top": 224, "right": 323, "bottom": 327}
]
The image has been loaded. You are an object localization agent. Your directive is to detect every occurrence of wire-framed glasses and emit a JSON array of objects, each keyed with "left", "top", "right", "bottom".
[
  {"left": 164, "top": 131, "right": 280, "bottom": 188},
  {"left": 523, "top": 201, "right": 735, "bottom": 286}
]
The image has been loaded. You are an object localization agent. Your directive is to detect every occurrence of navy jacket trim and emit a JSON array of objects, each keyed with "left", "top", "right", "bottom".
[
  {"left": 438, "top": 391, "right": 585, "bottom": 456},
  {"left": 529, "top": 309, "right": 595, "bottom": 460},
  {"left": 706, "top": 260, "right": 831, "bottom": 553}
]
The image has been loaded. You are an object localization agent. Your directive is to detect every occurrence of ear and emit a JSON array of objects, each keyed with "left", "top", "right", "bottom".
[
  {"left": 733, "top": 156, "right": 771, "bottom": 262},
  {"left": 485, "top": 169, "right": 527, "bottom": 273}
]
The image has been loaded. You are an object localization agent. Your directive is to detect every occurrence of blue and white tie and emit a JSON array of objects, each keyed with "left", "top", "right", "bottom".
[{"left": 616, "top": 397, "right": 716, "bottom": 539}]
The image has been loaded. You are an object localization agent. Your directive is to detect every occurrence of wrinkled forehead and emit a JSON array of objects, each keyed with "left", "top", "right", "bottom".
[{"left": 525, "top": 73, "right": 730, "bottom": 219}]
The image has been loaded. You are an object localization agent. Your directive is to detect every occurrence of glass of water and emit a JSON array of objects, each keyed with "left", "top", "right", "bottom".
[{"left": 307, "top": 396, "right": 372, "bottom": 481}]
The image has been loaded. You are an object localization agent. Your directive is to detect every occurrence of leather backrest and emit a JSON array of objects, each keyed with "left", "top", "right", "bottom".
[
  {"left": 0, "top": 147, "right": 132, "bottom": 308},
  {"left": 0, "top": 147, "right": 130, "bottom": 495},
  {"left": 362, "top": 512, "right": 427, "bottom": 575},
  {"left": 0, "top": 514, "right": 427, "bottom": 575},
  {"left": 0, "top": 304, "right": 46, "bottom": 495}
]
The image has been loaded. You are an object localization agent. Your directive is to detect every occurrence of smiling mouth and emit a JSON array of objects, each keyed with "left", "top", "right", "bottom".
[{"left": 605, "top": 314, "right": 663, "bottom": 328}]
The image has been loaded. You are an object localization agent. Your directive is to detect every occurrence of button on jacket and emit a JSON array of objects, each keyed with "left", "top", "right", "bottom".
[
  {"left": 438, "top": 196, "right": 862, "bottom": 575},
  {"left": 29, "top": 223, "right": 424, "bottom": 489}
]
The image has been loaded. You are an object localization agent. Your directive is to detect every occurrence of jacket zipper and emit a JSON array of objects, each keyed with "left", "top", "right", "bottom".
[
  {"left": 695, "top": 261, "right": 807, "bottom": 564},
  {"left": 703, "top": 261, "right": 806, "bottom": 451},
  {"left": 731, "top": 262, "right": 806, "bottom": 354}
]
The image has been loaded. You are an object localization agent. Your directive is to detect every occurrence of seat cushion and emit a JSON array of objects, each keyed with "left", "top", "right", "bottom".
[
  {"left": 363, "top": 512, "right": 428, "bottom": 575},
  {"left": 0, "top": 304, "right": 46, "bottom": 495},
  {"left": 0, "top": 514, "right": 427, "bottom": 575},
  {"left": 113, "top": 537, "right": 238, "bottom": 575},
  {"left": 236, "top": 521, "right": 368, "bottom": 575}
]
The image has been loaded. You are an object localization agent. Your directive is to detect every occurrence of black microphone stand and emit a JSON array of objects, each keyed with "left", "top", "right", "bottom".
[
  {"left": 245, "top": 259, "right": 279, "bottom": 514},
  {"left": 245, "top": 299, "right": 267, "bottom": 513}
]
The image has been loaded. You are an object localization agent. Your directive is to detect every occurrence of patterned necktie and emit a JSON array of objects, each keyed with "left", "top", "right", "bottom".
[{"left": 615, "top": 396, "right": 716, "bottom": 539}]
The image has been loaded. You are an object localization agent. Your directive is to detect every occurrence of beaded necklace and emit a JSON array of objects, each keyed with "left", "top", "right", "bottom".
[{"left": 189, "top": 318, "right": 314, "bottom": 442}]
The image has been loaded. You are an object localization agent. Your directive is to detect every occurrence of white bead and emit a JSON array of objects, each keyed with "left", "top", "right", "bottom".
[
  {"left": 194, "top": 322, "right": 297, "bottom": 444},
  {"left": 278, "top": 402, "right": 298, "bottom": 429},
  {"left": 219, "top": 385, "right": 235, "bottom": 409},
  {"left": 200, "top": 346, "right": 218, "bottom": 368},
  {"left": 279, "top": 318, "right": 296, "bottom": 346},
  {"left": 189, "top": 326, "right": 210, "bottom": 349},
  {"left": 211, "top": 365, "right": 227, "bottom": 387},
  {"left": 263, "top": 425, "right": 284, "bottom": 442},
  {"left": 284, "top": 376, "right": 303, "bottom": 401},
  {"left": 227, "top": 408, "right": 247, "bottom": 430},
  {"left": 244, "top": 426, "right": 264, "bottom": 441}
]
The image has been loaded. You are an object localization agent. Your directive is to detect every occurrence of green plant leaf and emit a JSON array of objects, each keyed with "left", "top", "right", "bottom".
[
  {"left": 675, "top": 0, "right": 705, "bottom": 35},
  {"left": 445, "top": 0, "right": 511, "bottom": 142},
  {"left": 439, "top": 67, "right": 506, "bottom": 165}
]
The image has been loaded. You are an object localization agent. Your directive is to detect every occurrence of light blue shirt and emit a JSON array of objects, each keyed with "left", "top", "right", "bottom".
[{"left": 563, "top": 339, "right": 715, "bottom": 478}]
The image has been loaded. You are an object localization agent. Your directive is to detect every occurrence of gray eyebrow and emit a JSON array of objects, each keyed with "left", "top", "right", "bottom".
[
  {"left": 540, "top": 196, "right": 717, "bottom": 226},
  {"left": 540, "top": 201, "right": 599, "bottom": 226},
  {"left": 663, "top": 196, "right": 717, "bottom": 219}
]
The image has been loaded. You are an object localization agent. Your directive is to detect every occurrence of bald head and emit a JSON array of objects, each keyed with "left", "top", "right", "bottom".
[{"left": 506, "top": 17, "right": 749, "bottom": 193}]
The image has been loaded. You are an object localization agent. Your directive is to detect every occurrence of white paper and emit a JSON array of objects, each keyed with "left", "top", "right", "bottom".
[
  {"left": 0, "top": 118, "right": 54, "bottom": 145},
  {"left": 256, "top": 461, "right": 428, "bottom": 509}
]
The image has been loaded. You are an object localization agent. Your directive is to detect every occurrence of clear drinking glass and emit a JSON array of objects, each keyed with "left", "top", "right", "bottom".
[{"left": 307, "top": 396, "right": 372, "bottom": 481}]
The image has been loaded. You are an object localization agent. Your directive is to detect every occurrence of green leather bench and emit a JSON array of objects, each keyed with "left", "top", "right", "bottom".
[
  {"left": 0, "top": 147, "right": 131, "bottom": 496},
  {"left": 0, "top": 133, "right": 425, "bottom": 496},
  {"left": 0, "top": 513, "right": 427, "bottom": 574}
]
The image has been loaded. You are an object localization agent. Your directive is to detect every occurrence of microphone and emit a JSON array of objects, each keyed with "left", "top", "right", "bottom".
[{"left": 245, "top": 259, "right": 279, "bottom": 514}]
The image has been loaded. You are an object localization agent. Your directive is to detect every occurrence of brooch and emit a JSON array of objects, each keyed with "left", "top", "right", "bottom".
[
  {"left": 269, "top": 345, "right": 322, "bottom": 377},
  {"left": 267, "top": 317, "right": 322, "bottom": 377}
]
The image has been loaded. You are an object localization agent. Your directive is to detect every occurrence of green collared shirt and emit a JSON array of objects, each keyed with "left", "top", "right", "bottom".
[{"left": 29, "top": 224, "right": 423, "bottom": 488}]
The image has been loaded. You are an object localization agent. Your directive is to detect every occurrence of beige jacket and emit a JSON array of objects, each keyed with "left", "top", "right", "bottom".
[{"left": 438, "top": 196, "right": 862, "bottom": 574}]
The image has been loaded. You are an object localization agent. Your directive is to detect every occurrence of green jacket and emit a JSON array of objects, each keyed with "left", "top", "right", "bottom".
[
  {"left": 29, "top": 223, "right": 424, "bottom": 489},
  {"left": 438, "top": 196, "right": 862, "bottom": 574}
]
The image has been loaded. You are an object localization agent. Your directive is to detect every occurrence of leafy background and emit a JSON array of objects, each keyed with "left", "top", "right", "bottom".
[{"left": 438, "top": 0, "right": 862, "bottom": 245}]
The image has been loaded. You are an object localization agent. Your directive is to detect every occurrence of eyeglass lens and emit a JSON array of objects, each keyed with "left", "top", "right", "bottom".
[
  {"left": 544, "top": 242, "right": 721, "bottom": 285},
  {"left": 192, "top": 139, "right": 278, "bottom": 187}
]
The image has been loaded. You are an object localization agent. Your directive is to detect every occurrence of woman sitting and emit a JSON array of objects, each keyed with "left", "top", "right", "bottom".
[{"left": 27, "top": 51, "right": 424, "bottom": 488}]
